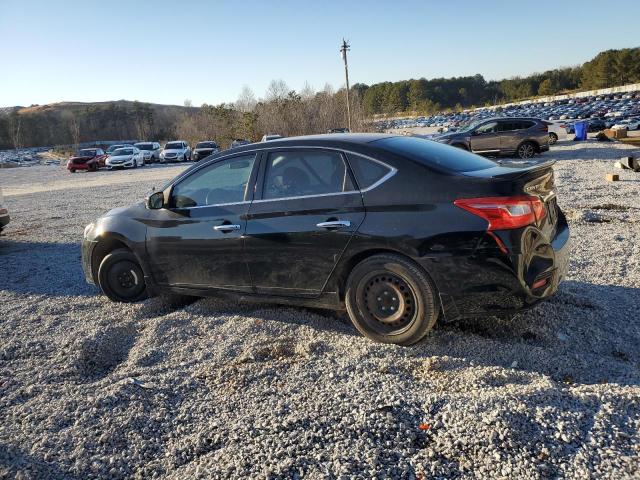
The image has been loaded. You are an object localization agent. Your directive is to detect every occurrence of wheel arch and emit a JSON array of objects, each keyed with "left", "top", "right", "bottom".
[{"left": 333, "top": 248, "right": 439, "bottom": 302}]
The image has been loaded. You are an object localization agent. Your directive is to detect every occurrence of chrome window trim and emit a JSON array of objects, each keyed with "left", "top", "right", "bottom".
[{"left": 170, "top": 145, "right": 397, "bottom": 208}]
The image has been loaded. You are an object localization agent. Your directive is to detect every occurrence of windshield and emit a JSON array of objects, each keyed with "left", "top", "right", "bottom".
[
  {"left": 373, "top": 136, "right": 498, "bottom": 172},
  {"left": 456, "top": 120, "right": 483, "bottom": 133},
  {"left": 165, "top": 142, "right": 183, "bottom": 150},
  {"left": 78, "top": 149, "right": 96, "bottom": 157},
  {"left": 113, "top": 148, "right": 133, "bottom": 156},
  {"left": 135, "top": 143, "right": 154, "bottom": 150},
  {"left": 107, "top": 145, "right": 124, "bottom": 152},
  {"left": 196, "top": 142, "right": 217, "bottom": 149}
]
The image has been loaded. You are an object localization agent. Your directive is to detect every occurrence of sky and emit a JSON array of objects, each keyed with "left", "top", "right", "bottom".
[{"left": 1, "top": 0, "right": 638, "bottom": 108}]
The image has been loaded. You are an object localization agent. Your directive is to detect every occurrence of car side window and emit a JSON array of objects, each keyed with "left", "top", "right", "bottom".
[
  {"left": 171, "top": 154, "right": 256, "bottom": 208},
  {"left": 263, "top": 150, "right": 354, "bottom": 200},
  {"left": 347, "top": 154, "right": 392, "bottom": 189},
  {"left": 475, "top": 122, "right": 498, "bottom": 134}
]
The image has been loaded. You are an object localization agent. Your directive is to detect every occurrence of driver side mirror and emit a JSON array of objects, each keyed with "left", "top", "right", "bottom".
[{"left": 146, "top": 190, "right": 165, "bottom": 209}]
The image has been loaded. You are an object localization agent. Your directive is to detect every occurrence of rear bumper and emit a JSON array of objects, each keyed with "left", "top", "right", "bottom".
[{"left": 425, "top": 217, "right": 570, "bottom": 320}]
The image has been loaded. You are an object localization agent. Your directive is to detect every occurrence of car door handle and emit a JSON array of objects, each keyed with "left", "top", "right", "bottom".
[
  {"left": 316, "top": 220, "right": 351, "bottom": 229},
  {"left": 213, "top": 224, "right": 241, "bottom": 232}
]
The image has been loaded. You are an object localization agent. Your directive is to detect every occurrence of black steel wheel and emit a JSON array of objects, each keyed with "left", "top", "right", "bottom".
[
  {"left": 98, "top": 248, "right": 148, "bottom": 302},
  {"left": 345, "top": 254, "right": 439, "bottom": 345}
]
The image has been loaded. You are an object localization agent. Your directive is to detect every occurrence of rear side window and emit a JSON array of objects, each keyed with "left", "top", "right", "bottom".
[
  {"left": 373, "top": 136, "right": 498, "bottom": 172},
  {"left": 347, "top": 154, "right": 392, "bottom": 189},
  {"left": 263, "top": 150, "right": 354, "bottom": 200}
]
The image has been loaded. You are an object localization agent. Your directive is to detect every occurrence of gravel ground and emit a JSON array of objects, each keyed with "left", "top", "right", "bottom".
[{"left": 1, "top": 142, "right": 639, "bottom": 479}]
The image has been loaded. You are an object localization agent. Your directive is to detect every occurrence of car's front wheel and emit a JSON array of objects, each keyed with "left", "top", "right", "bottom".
[
  {"left": 345, "top": 254, "right": 439, "bottom": 345},
  {"left": 98, "top": 248, "right": 148, "bottom": 302}
]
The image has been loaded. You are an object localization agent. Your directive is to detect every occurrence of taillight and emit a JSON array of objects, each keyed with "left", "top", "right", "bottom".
[
  {"left": 538, "top": 124, "right": 549, "bottom": 132},
  {"left": 454, "top": 196, "right": 546, "bottom": 230}
]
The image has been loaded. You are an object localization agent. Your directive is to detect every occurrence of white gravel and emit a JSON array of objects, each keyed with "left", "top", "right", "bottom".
[{"left": 1, "top": 141, "right": 639, "bottom": 479}]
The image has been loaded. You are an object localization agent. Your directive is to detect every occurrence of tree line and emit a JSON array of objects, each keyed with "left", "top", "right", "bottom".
[
  {"left": 0, "top": 47, "right": 638, "bottom": 149},
  {"left": 359, "top": 47, "right": 640, "bottom": 115}
]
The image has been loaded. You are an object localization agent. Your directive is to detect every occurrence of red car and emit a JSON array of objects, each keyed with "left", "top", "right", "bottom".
[{"left": 67, "top": 148, "right": 107, "bottom": 173}]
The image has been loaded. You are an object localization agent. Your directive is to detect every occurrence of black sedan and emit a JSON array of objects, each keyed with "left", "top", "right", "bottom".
[{"left": 81, "top": 134, "right": 570, "bottom": 345}]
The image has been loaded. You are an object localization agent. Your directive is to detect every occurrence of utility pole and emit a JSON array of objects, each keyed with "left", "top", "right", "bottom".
[{"left": 340, "top": 39, "right": 351, "bottom": 131}]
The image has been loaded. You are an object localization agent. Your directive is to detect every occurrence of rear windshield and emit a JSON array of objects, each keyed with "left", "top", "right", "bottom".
[{"left": 373, "top": 136, "right": 497, "bottom": 172}]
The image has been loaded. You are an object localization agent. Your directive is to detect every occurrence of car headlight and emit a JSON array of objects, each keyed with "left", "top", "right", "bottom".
[{"left": 84, "top": 223, "right": 94, "bottom": 238}]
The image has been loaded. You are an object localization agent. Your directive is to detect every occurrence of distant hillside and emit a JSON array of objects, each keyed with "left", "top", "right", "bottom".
[
  {"left": 357, "top": 47, "right": 640, "bottom": 115},
  {"left": 0, "top": 100, "right": 197, "bottom": 149}
]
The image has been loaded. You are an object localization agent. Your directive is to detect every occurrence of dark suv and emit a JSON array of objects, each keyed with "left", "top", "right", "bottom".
[{"left": 436, "top": 118, "right": 549, "bottom": 159}]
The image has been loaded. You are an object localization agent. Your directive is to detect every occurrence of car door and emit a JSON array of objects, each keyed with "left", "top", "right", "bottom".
[
  {"left": 469, "top": 121, "right": 500, "bottom": 153},
  {"left": 145, "top": 153, "right": 258, "bottom": 291},
  {"left": 244, "top": 148, "right": 365, "bottom": 297}
]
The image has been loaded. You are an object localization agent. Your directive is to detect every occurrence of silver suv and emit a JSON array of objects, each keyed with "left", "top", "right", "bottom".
[
  {"left": 134, "top": 142, "right": 162, "bottom": 163},
  {"left": 435, "top": 117, "right": 550, "bottom": 159}
]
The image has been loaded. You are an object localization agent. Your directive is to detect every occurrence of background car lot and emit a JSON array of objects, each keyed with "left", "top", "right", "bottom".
[
  {"left": 380, "top": 91, "right": 640, "bottom": 138},
  {"left": 0, "top": 140, "right": 638, "bottom": 478}
]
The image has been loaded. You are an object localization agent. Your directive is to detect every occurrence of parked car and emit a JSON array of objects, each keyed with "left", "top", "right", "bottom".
[
  {"left": 160, "top": 141, "right": 191, "bottom": 162},
  {"left": 0, "top": 187, "right": 9, "bottom": 234},
  {"left": 230, "top": 138, "right": 251, "bottom": 149},
  {"left": 261, "top": 134, "right": 283, "bottom": 142},
  {"left": 612, "top": 119, "right": 640, "bottom": 130},
  {"left": 588, "top": 118, "right": 607, "bottom": 132},
  {"left": 81, "top": 134, "right": 570, "bottom": 346},
  {"left": 105, "top": 144, "right": 131, "bottom": 155},
  {"left": 134, "top": 142, "right": 162, "bottom": 163},
  {"left": 105, "top": 147, "right": 144, "bottom": 169},
  {"left": 545, "top": 121, "right": 567, "bottom": 145},
  {"left": 435, "top": 118, "right": 549, "bottom": 159},
  {"left": 192, "top": 141, "right": 220, "bottom": 161},
  {"left": 67, "top": 148, "right": 107, "bottom": 173}
]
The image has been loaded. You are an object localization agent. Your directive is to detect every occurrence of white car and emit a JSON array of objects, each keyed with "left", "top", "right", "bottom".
[
  {"left": 134, "top": 142, "right": 162, "bottom": 163},
  {"left": 611, "top": 119, "right": 640, "bottom": 131},
  {"left": 105, "top": 147, "right": 144, "bottom": 169},
  {"left": 160, "top": 141, "right": 191, "bottom": 162},
  {"left": 546, "top": 121, "right": 568, "bottom": 145}
]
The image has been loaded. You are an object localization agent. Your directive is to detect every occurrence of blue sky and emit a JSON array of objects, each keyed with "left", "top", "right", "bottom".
[{"left": 1, "top": 0, "right": 637, "bottom": 107}]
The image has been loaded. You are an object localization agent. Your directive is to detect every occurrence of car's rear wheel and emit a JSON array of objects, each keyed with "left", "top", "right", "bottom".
[
  {"left": 98, "top": 248, "right": 148, "bottom": 302},
  {"left": 548, "top": 132, "right": 558, "bottom": 145},
  {"left": 70, "top": 169, "right": 76, "bottom": 173},
  {"left": 345, "top": 254, "right": 439, "bottom": 345},
  {"left": 517, "top": 141, "right": 536, "bottom": 159}
]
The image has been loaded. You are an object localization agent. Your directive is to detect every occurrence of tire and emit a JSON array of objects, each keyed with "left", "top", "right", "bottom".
[
  {"left": 97, "top": 248, "right": 148, "bottom": 302},
  {"left": 89, "top": 163, "right": 97, "bottom": 172},
  {"left": 517, "top": 141, "right": 536, "bottom": 159},
  {"left": 345, "top": 253, "right": 439, "bottom": 346},
  {"left": 133, "top": 158, "right": 138, "bottom": 168},
  {"left": 548, "top": 132, "right": 558, "bottom": 145},
  {"left": 70, "top": 169, "right": 76, "bottom": 173}
]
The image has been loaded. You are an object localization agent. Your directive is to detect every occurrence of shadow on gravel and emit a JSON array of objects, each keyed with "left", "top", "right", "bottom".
[
  {"left": 0, "top": 442, "right": 80, "bottom": 480},
  {"left": 0, "top": 240, "right": 95, "bottom": 296},
  {"left": 418, "top": 280, "right": 640, "bottom": 386}
]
